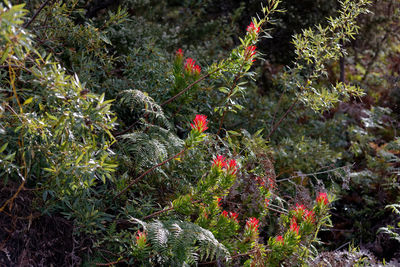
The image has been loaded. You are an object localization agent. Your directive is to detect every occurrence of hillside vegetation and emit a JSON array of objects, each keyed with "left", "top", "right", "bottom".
[{"left": 0, "top": 0, "right": 399, "bottom": 266}]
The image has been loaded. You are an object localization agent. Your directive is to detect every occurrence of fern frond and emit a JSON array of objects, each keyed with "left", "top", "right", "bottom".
[{"left": 133, "top": 219, "right": 231, "bottom": 265}]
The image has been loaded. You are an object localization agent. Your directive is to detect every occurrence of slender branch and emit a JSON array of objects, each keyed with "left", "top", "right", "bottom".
[
  {"left": 216, "top": 62, "right": 246, "bottom": 135},
  {"left": 142, "top": 200, "right": 200, "bottom": 220},
  {"left": 161, "top": 68, "right": 220, "bottom": 107},
  {"left": 0, "top": 180, "right": 25, "bottom": 213},
  {"left": 113, "top": 120, "right": 140, "bottom": 137},
  {"left": 23, "top": 0, "right": 52, "bottom": 29},
  {"left": 113, "top": 148, "right": 186, "bottom": 200},
  {"left": 142, "top": 206, "right": 174, "bottom": 220},
  {"left": 276, "top": 165, "right": 352, "bottom": 183},
  {"left": 339, "top": 40, "right": 345, "bottom": 83},
  {"left": 266, "top": 98, "right": 298, "bottom": 140}
]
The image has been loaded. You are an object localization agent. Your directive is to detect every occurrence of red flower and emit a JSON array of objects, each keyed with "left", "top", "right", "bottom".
[
  {"left": 185, "top": 58, "right": 195, "bottom": 72},
  {"left": 217, "top": 197, "right": 222, "bottom": 207},
  {"left": 265, "top": 198, "right": 270, "bottom": 207},
  {"left": 294, "top": 203, "right": 306, "bottom": 217},
  {"left": 194, "top": 65, "right": 201, "bottom": 75},
  {"left": 229, "top": 212, "right": 239, "bottom": 222},
  {"left": 176, "top": 48, "right": 184, "bottom": 58},
  {"left": 247, "top": 22, "right": 260, "bottom": 34},
  {"left": 213, "top": 155, "right": 227, "bottom": 169},
  {"left": 222, "top": 210, "right": 229, "bottom": 218},
  {"left": 226, "top": 159, "right": 237, "bottom": 175},
  {"left": 245, "top": 45, "right": 257, "bottom": 62},
  {"left": 246, "top": 217, "right": 260, "bottom": 232},
  {"left": 303, "top": 209, "right": 315, "bottom": 224},
  {"left": 136, "top": 230, "right": 147, "bottom": 242},
  {"left": 290, "top": 217, "right": 299, "bottom": 235},
  {"left": 276, "top": 235, "right": 284, "bottom": 244},
  {"left": 184, "top": 58, "right": 201, "bottom": 75},
  {"left": 190, "top": 115, "right": 208, "bottom": 133},
  {"left": 316, "top": 192, "right": 329, "bottom": 205}
]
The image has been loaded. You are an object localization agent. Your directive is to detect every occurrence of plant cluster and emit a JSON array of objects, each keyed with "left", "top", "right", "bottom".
[{"left": 1, "top": 0, "right": 399, "bottom": 266}]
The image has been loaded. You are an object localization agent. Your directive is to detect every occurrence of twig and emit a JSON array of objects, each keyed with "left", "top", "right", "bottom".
[
  {"left": 266, "top": 205, "right": 288, "bottom": 215},
  {"left": 216, "top": 61, "right": 246, "bottom": 135},
  {"left": 23, "top": 0, "right": 52, "bottom": 29},
  {"left": 0, "top": 180, "right": 25, "bottom": 213},
  {"left": 161, "top": 68, "right": 220, "bottom": 107},
  {"left": 265, "top": 98, "right": 298, "bottom": 140},
  {"left": 334, "top": 241, "right": 351, "bottom": 251},
  {"left": 113, "top": 121, "right": 140, "bottom": 137},
  {"left": 142, "top": 200, "right": 200, "bottom": 220},
  {"left": 276, "top": 165, "right": 352, "bottom": 183},
  {"left": 142, "top": 207, "right": 174, "bottom": 220},
  {"left": 113, "top": 148, "right": 186, "bottom": 200}
]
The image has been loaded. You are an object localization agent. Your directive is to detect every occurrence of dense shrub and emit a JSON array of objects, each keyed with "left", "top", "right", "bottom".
[{"left": 1, "top": 0, "right": 399, "bottom": 266}]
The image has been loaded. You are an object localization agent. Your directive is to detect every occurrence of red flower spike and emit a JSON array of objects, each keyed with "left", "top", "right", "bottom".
[
  {"left": 290, "top": 217, "right": 299, "bottom": 235},
  {"left": 226, "top": 159, "right": 237, "bottom": 175},
  {"left": 194, "top": 65, "right": 201, "bottom": 75},
  {"left": 229, "top": 212, "right": 239, "bottom": 222},
  {"left": 222, "top": 210, "right": 229, "bottom": 218},
  {"left": 136, "top": 230, "right": 146, "bottom": 242},
  {"left": 184, "top": 58, "right": 201, "bottom": 75},
  {"left": 217, "top": 197, "right": 222, "bottom": 207},
  {"left": 245, "top": 45, "right": 257, "bottom": 62},
  {"left": 303, "top": 209, "right": 315, "bottom": 224},
  {"left": 190, "top": 115, "right": 208, "bottom": 133},
  {"left": 247, "top": 22, "right": 260, "bottom": 34},
  {"left": 246, "top": 217, "right": 260, "bottom": 232},
  {"left": 265, "top": 198, "right": 270, "bottom": 207},
  {"left": 176, "top": 48, "right": 184, "bottom": 58},
  {"left": 316, "top": 192, "right": 329, "bottom": 205},
  {"left": 213, "top": 155, "right": 227, "bottom": 169},
  {"left": 294, "top": 203, "right": 306, "bottom": 215},
  {"left": 276, "top": 235, "right": 284, "bottom": 244},
  {"left": 185, "top": 58, "right": 195, "bottom": 72}
]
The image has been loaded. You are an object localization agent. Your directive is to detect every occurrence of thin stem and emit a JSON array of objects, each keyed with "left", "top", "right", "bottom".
[
  {"left": 161, "top": 68, "right": 220, "bottom": 107},
  {"left": 216, "top": 62, "right": 246, "bottom": 135},
  {"left": 266, "top": 98, "right": 298, "bottom": 140},
  {"left": 276, "top": 165, "right": 352, "bottom": 183},
  {"left": 24, "top": 0, "right": 52, "bottom": 29},
  {"left": 113, "top": 148, "right": 186, "bottom": 200},
  {"left": 142, "top": 207, "right": 174, "bottom": 220},
  {"left": 142, "top": 200, "right": 200, "bottom": 220}
]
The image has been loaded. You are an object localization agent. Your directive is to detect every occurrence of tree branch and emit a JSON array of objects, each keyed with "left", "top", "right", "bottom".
[
  {"left": 23, "top": 0, "right": 52, "bottom": 29},
  {"left": 266, "top": 98, "right": 298, "bottom": 140}
]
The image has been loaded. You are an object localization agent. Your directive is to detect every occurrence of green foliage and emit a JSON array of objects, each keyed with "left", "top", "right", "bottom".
[
  {"left": 2, "top": 0, "right": 399, "bottom": 266},
  {"left": 286, "top": 0, "right": 370, "bottom": 112},
  {"left": 133, "top": 219, "right": 230, "bottom": 266}
]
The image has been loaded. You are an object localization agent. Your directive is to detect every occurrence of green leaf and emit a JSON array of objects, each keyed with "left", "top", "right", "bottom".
[
  {"left": 0, "top": 143, "right": 8, "bottom": 153},
  {"left": 0, "top": 46, "right": 11, "bottom": 64},
  {"left": 23, "top": 97, "right": 33, "bottom": 105}
]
